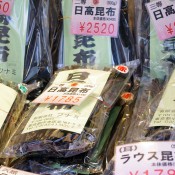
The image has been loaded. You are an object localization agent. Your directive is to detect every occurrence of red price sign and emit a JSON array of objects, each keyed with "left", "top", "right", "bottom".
[
  {"left": 0, "top": 0, "right": 14, "bottom": 16},
  {"left": 79, "top": 22, "right": 115, "bottom": 35}
]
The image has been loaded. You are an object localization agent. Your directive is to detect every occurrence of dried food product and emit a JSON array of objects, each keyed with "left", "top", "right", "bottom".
[
  {"left": 0, "top": 0, "right": 54, "bottom": 96},
  {"left": 2, "top": 66, "right": 134, "bottom": 159},
  {"left": 57, "top": 0, "right": 137, "bottom": 70},
  {"left": 24, "top": 0, "right": 59, "bottom": 100},
  {"left": 0, "top": 81, "right": 28, "bottom": 165}
]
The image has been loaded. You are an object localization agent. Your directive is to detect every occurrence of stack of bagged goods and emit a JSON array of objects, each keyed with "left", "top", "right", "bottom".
[{"left": 1, "top": 65, "right": 134, "bottom": 174}]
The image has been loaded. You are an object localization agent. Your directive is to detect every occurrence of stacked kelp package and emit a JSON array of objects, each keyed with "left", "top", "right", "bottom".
[
  {"left": 0, "top": 0, "right": 56, "bottom": 166},
  {"left": 104, "top": 0, "right": 175, "bottom": 174},
  {"left": 0, "top": 0, "right": 139, "bottom": 175}
]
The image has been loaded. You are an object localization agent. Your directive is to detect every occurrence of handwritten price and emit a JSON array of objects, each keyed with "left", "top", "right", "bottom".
[{"left": 80, "top": 22, "right": 115, "bottom": 35}]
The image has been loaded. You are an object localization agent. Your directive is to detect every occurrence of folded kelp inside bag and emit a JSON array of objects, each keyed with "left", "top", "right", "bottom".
[
  {"left": 0, "top": 81, "right": 27, "bottom": 157},
  {"left": 1, "top": 65, "right": 134, "bottom": 159}
]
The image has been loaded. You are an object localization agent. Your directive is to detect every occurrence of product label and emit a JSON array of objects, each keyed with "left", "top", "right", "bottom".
[
  {"left": 71, "top": 0, "right": 121, "bottom": 37},
  {"left": 0, "top": 166, "right": 39, "bottom": 175},
  {"left": 0, "top": 0, "right": 14, "bottom": 16},
  {"left": 146, "top": 0, "right": 175, "bottom": 40},
  {"left": 23, "top": 69, "right": 110, "bottom": 134},
  {"left": 61, "top": 0, "right": 113, "bottom": 68},
  {"left": 150, "top": 70, "right": 175, "bottom": 127},
  {"left": 33, "top": 83, "right": 95, "bottom": 106},
  {"left": 115, "top": 142, "right": 175, "bottom": 175},
  {"left": 0, "top": 0, "right": 29, "bottom": 83},
  {"left": 0, "top": 83, "right": 17, "bottom": 129}
]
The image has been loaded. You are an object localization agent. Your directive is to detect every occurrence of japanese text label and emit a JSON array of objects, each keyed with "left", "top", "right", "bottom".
[
  {"left": 0, "top": 0, "right": 29, "bottom": 83},
  {"left": 62, "top": 0, "right": 113, "bottom": 68},
  {"left": 23, "top": 69, "right": 110, "bottom": 134},
  {"left": 0, "top": 83, "right": 17, "bottom": 129},
  {"left": 33, "top": 82, "right": 95, "bottom": 106},
  {"left": 71, "top": 0, "right": 121, "bottom": 37},
  {"left": 115, "top": 142, "right": 175, "bottom": 175},
  {"left": 146, "top": 0, "right": 175, "bottom": 40}
]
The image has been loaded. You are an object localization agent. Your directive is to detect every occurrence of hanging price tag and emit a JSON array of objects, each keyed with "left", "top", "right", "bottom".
[
  {"left": 146, "top": 0, "right": 175, "bottom": 40},
  {"left": 0, "top": 0, "right": 14, "bottom": 16},
  {"left": 115, "top": 142, "right": 175, "bottom": 175},
  {"left": 71, "top": 0, "right": 121, "bottom": 37}
]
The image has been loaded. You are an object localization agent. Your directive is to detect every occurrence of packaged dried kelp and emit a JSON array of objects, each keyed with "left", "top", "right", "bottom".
[
  {"left": 0, "top": 81, "right": 28, "bottom": 164},
  {"left": 1, "top": 65, "right": 134, "bottom": 159},
  {"left": 113, "top": 76, "right": 175, "bottom": 174},
  {"left": 57, "top": 0, "right": 137, "bottom": 69},
  {"left": 0, "top": 0, "right": 60, "bottom": 101},
  {"left": 105, "top": 81, "right": 140, "bottom": 164},
  {"left": 10, "top": 84, "right": 137, "bottom": 174},
  {"left": 0, "top": 0, "right": 53, "bottom": 85},
  {"left": 49, "top": 0, "right": 63, "bottom": 73},
  {"left": 0, "top": 0, "right": 29, "bottom": 83},
  {"left": 10, "top": 156, "right": 82, "bottom": 175},
  {"left": 24, "top": 0, "right": 58, "bottom": 100},
  {"left": 135, "top": 0, "right": 175, "bottom": 77},
  {"left": 102, "top": 68, "right": 172, "bottom": 174},
  {"left": 124, "top": 66, "right": 174, "bottom": 144},
  {"left": 8, "top": 106, "right": 122, "bottom": 175},
  {"left": 83, "top": 106, "right": 122, "bottom": 174}
]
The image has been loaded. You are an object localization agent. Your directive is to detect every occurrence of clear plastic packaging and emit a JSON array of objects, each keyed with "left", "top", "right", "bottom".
[
  {"left": 0, "top": 0, "right": 54, "bottom": 91},
  {"left": 56, "top": 0, "right": 137, "bottom": 69},
  {"left": 135, "top": 0, "right": 175, "bottom": 77},
  {"left": 0, "top": 81, "right": 28, "bottom": 165},
  {"left": 1, "top": 66, "right": 135, "bottom": 160},
  {"left": 24, "top": 0, "right": 59, "bottom": 100},
  {"left": 11, "top": 157, "right": 79, "bottom": 175},
  {"left": 124, "top": 65, "right": 174, "bottom": 144}
]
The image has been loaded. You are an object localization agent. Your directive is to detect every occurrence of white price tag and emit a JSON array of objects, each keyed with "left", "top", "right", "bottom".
[{"left": 115, "top": 142, "right": 175, "bottom": 175}]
